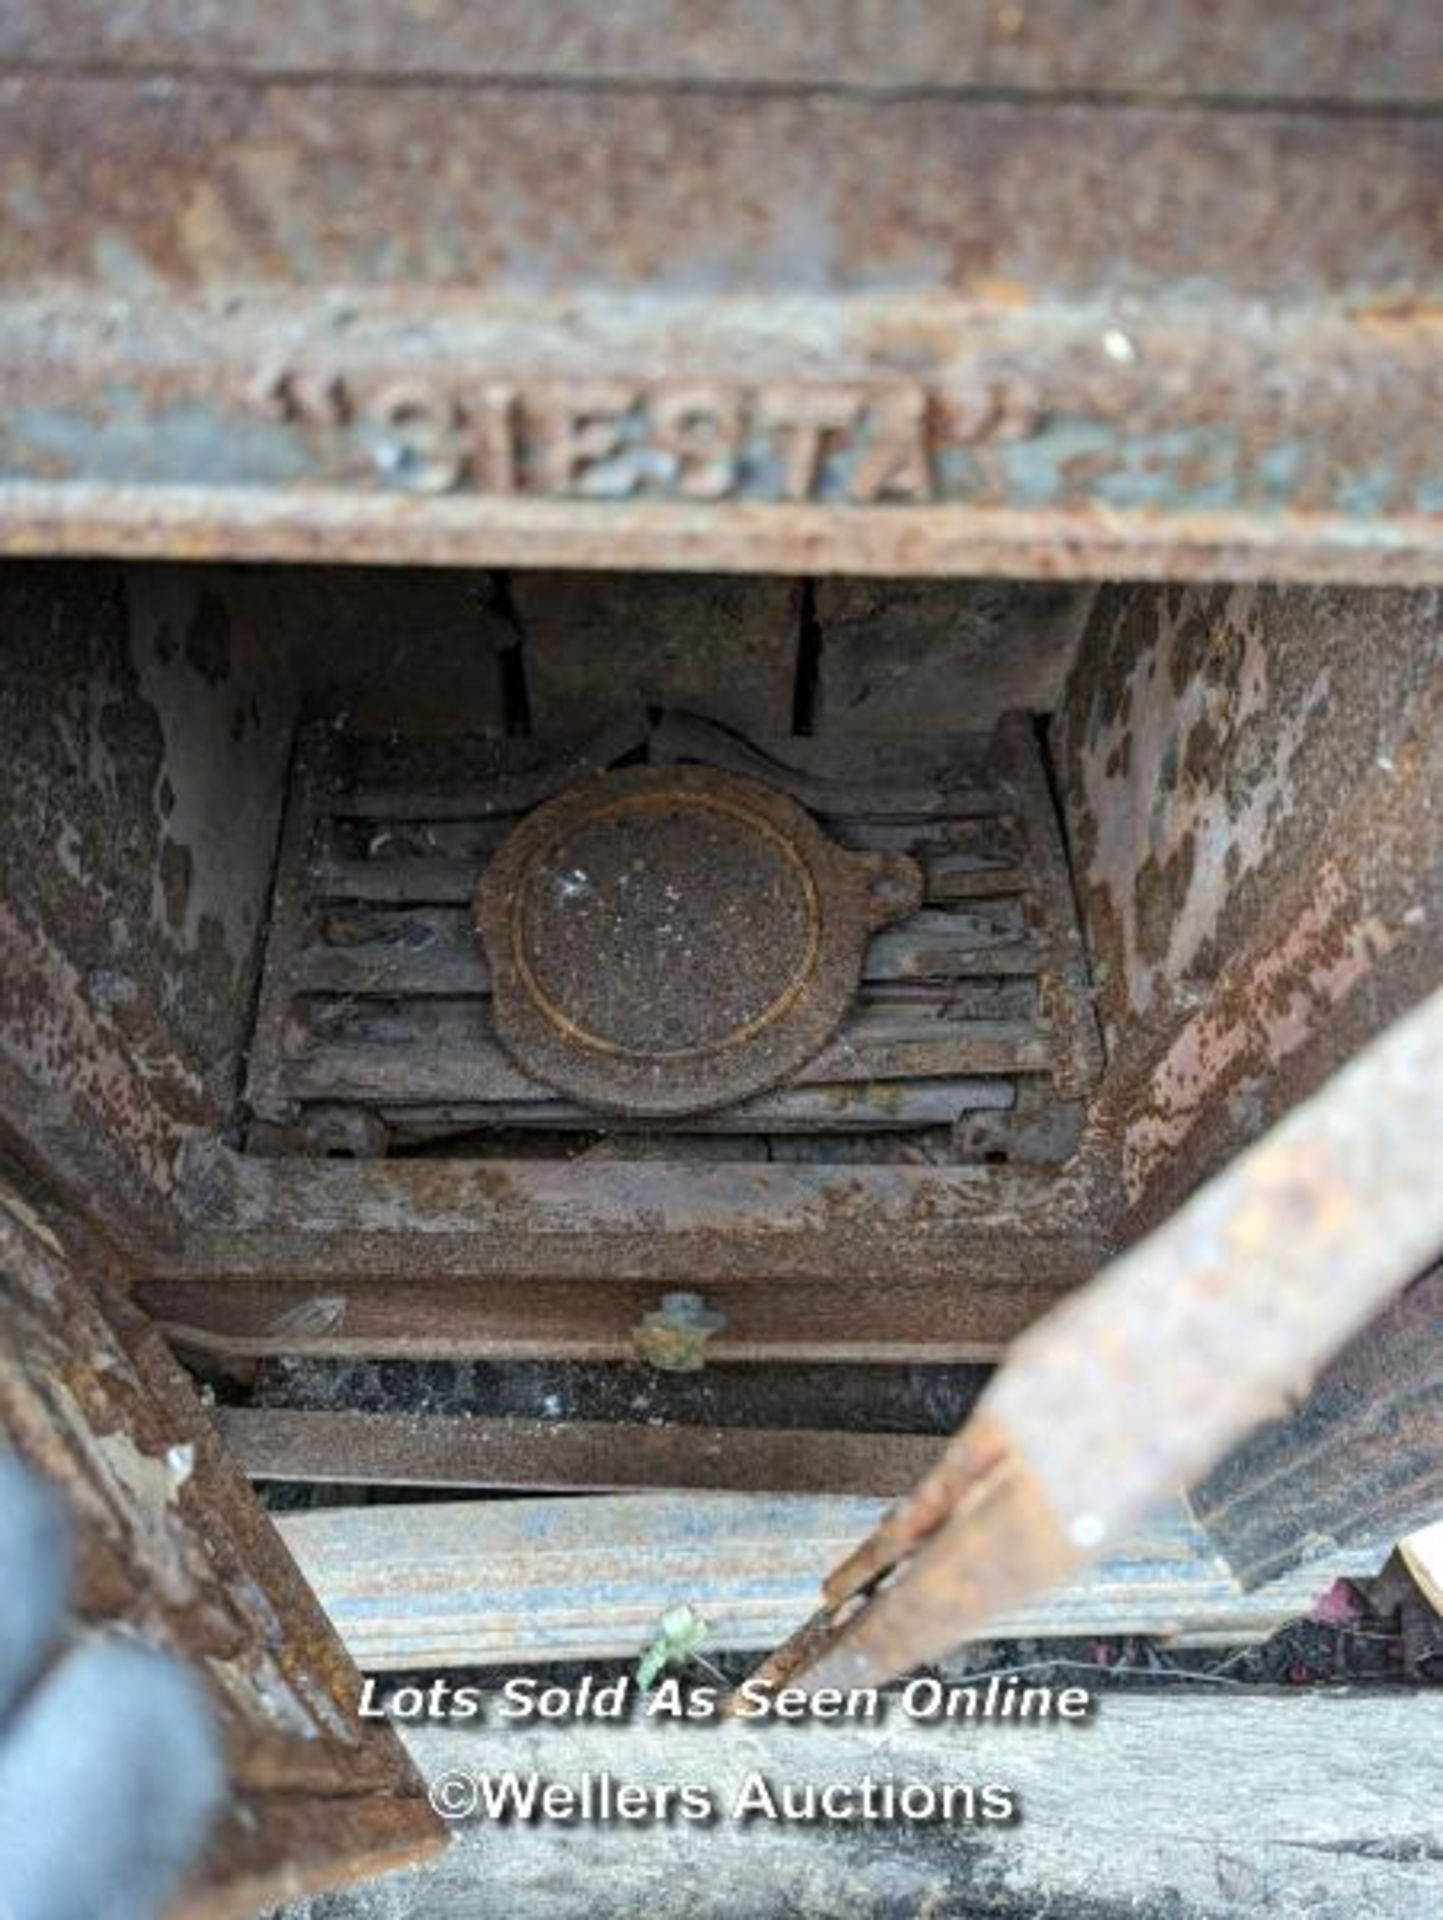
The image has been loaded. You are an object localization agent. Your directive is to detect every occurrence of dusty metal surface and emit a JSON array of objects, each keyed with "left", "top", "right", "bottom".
[
  {"left": 477, "top": 765, "right": 920, "bottom": 1117},
  {"left": 743, "top": 980, "right": 1443, "bottom": 1693},
  {"left": 0, "top": 1178, "right": 442, "bottom": 1911},
  {"left": 0, "top": 300, "right": 1440, "bottom": 581},
  {"left": 5, "top": 3, "right": 1440, "bottom": 101},
  {"left": 6, "top": 86, "right": 1438, "bottom": 303},
  {"left": 0, "top": 46, "right": 1440, "bottom": 576},
  {"left": 139, "top": 1150, "right": 1111, "bottom": 1362},
  {"left": 514, "top": 572, "right": 802, "bottom": 742},
  {"left": 812, "top": 579, "right": 1094, "bottom": 736}
]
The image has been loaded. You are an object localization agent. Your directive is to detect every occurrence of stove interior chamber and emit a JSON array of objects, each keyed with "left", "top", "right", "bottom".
[{"left": 3, "top": 561, "right": 1439, "bottom": 1371}]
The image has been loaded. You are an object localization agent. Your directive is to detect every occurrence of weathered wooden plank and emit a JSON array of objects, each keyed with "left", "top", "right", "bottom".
[
  {"left": 274, "top": 1492, "right": 1388, "bottom": 1671},
  {"left": 217, "top": 1408, "right": 944, "bottom": 1496}
]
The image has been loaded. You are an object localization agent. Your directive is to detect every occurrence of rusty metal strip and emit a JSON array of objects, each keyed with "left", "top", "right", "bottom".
[
  {"left": 137, "top": 1261, "right": 1092, "bottom": 1366},
  {"left": 2, "top": 289, "right": 1443, "bottom": 582},
  {"left": 242, "top": 725, "right": 335, "bottom": 1130},
  {"left": 3, "top": 86, "right": 1441, "bottom": 300},
  {"left": 165, "top": 1147, "right": 1111, "bottom": 1282},
  {"left": 216, "top": 1407, "right": 945, "bottom": 1497},
  {"left": 5, "top": 485, "right": 1442, "bottom": 585},
  {"left": 743, "top": 981, "right": 1443, "bottom": 1694},
  {"left": 989, "top": 713, "right": 1104, "bottom": 1096},
  {"left": 3, "top": 2, "right": 1439, "bottom": 102}
]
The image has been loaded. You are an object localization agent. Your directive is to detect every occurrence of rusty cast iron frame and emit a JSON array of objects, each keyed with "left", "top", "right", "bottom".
[{"left": 0, "top": 11, "right": 1441, "bottom": 580}]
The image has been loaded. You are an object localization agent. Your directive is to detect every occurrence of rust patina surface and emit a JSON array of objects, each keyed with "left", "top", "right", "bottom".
[{"left": 0, "top": 12, "right": 1440, "bottom": 578}]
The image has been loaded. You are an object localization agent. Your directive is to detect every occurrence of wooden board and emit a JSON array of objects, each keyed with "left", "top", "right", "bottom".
[{"left": 275, "top": 1491, "right": 1388, "bottom": 1671}]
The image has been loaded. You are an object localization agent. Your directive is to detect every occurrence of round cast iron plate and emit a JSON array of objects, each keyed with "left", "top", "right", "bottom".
[{"left": 475, "top": 765, "right": 922, "bottom": 1116}]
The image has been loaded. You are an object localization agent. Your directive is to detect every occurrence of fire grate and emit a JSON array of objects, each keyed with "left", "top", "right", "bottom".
[{"left": 245, "top": 710, "right": 1099, "bottom": 1159}]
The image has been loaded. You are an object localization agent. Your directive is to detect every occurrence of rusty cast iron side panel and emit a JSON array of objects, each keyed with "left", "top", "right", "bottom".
[
  {"left": 476, "top": 765, "right": 922, "bottom": 1116},
  {"left": 3, "top": 2, "right": 1439, "bottom": 103},
  {"left": 1056, "top": 583, "right": 1443, "bottom": 1219},
  {"left": 0, "top": 562, "right": 299, "bottom": 1249},
  {"left": 1059, "top": 584, "right": 1443, "bottom": 1041},
  {"left": 0, "top": 1183, "right": 443, "bottom": 1911}
]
